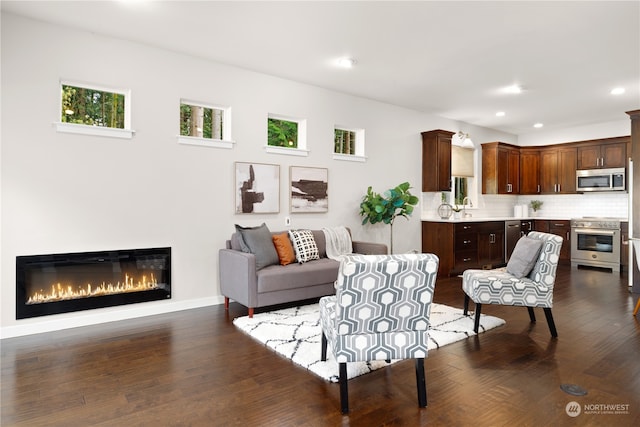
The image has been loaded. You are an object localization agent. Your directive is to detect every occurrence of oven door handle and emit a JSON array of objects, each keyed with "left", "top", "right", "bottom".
[{"left": 573, "top": 228, "right": 617, "bottom": 236}]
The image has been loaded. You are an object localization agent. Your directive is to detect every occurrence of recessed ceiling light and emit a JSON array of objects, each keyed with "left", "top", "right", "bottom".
[
  {"left": 610, "top": 87, "right": 625, "bottom": 95},
  {"left": 533, "top": 123, "right": 544, "bottom": 128},
  {"left": 503, "top": 85, "right": 522, "bottom": 94},
  {"left": 336, "top": 57, "right": 356, "bottom": 69},
  {"left": 496, "top": 111, "right": 506, "bottom": 117}
]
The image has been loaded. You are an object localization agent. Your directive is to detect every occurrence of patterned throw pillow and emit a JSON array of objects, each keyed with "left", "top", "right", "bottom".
[{"left": 288, "top": 229, "right": 320, "bottom": 263}]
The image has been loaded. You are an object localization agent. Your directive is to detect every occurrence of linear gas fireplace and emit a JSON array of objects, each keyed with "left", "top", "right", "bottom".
[{"left": 16, "top": 247, "right": 171, "bottom": 319}]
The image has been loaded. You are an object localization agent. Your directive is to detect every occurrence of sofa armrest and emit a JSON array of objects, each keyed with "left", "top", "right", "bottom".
[
  {"left": 352, "top": 241, "right": 388, "bottom": 255},
  {"left": 219, "top": 248, "right": 258, "bottom": 308}
]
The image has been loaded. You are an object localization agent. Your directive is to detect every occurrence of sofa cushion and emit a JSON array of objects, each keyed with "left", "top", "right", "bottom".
[
  {"left": 272, "top": 232, "right": 296, "bottom": 266},
  {"left": 506, "top": 236, "right": 544, "bottom": 278},
  {"left": 235, "top": 223, "right": 279, "bottom": 270},
  {"left": 289, "top": 229, "right": 320, "bottom": 263},
  {"left": 257, "top": 258, "right": 340, "bottom": 293}
]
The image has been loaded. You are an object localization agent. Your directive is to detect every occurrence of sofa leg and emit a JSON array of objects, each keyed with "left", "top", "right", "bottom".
[
  {"left": 474, "top": 303, "right": 482, "bottom": 334},
  {"left": 543, "top": 307, "right": 558, "bottom": 338},
  {"left": 224, "top": 297, "right": 229, "bottom": 311},
  {"left": 463, "top": 294, "right": 470, "bottom": 315},
  {"left": 248, "top": 307, "right": 254, "bottom": 318},
  {"left": 527, "top": 306, "right": 536, "bottom": 323}
]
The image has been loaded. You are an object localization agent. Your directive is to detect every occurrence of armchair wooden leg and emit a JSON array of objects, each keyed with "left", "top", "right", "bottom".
[
  {"left": 473, "top": 303, "right": 482, "bottom": 334},
  {"left": 224, "top": 297, "right": 229, "bottom": 311},
  {"left": 527, "top": 306, "right": 536, "bottom": 323},
  {"left": 321, "top": 332, "right": 328, "bottom": 361},
  {"left": 339, "top": 362, "right": 349, "bottom": 414},
  {"left": 463, "top": 294, "right": 470, "bottom": 316},
  {"left": 248, "top": 307, "right": 254, "bottom": 318},
  {"left": 415, "top": 358, "right": 427, "bottom": 408},
  {"left": 633, "top": 297, "right": 640, "bottom": 316},
  {"left": 543, "top": 307, "right": 558, "bottom": 338}
]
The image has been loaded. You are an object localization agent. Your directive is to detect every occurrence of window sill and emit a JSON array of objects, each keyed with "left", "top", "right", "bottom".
[
  {"left": 265, "top": 145, "right": 309, "bottom": 157},
  {"left": 54, "top": 122, "right": 135, "bottom": 139},
  {"left": 177, "top": 136, "right": 235, "bottom": 149},
  {"left": 333, "top": 153, "right": 367, "bottom": 162}
]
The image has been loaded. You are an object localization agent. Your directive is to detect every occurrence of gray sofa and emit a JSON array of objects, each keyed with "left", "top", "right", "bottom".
[{"left": 219, "top": 229, "right": 387, "bottom": 317}]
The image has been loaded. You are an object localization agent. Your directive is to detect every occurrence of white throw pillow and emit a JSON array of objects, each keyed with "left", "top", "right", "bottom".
[{"left": 288, "top": 229, "right": 320, "bottom": 263}]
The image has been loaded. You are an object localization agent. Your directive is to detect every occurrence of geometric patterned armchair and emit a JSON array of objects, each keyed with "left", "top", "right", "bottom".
[
  {"left": 319, "top": 253, "right": 439, "bottom": 414},
  {"left": 462, "top": 231, "right": 563, "bottom": 338}
]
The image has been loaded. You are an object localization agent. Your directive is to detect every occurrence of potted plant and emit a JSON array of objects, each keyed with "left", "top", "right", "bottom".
[
  {"left": 359, "top": 182, "right": 419, "bottom": 254},
  {"left": 530, "top": 200, "right": 543, "bottom": 216}
]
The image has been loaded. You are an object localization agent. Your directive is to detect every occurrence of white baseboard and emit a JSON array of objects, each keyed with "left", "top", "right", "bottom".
[{"left": 0, "top": 296, "right": 225, "bottom": 339}]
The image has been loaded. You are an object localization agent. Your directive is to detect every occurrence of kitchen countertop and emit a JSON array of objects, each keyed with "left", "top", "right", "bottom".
[
  {"left": 421, "top": 216, "right": 628, "bottom": 223},
  {"left": 420, "top": 216, "right": 572, "bottom": 223}
]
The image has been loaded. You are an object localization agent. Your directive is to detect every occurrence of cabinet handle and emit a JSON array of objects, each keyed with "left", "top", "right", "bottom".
[
  {"left": 537, "top": 184, "right": 540, "bottom": 193},
  {"left": 463, "top": 258, "right": 472, "bottom": 262},
  {"left": 507, "top": 183, "right": 512, "bottom": 193},
  {"left": 553, "top": 223, "right": 565, "bottom": 227},
  {"left": 463, "top": 225, "right": 471, "bottom": 230},
  {"left": 463, "top": 240, "right": 471, "bottom": 244},
  {"left": 566, "top": 231, "right": 570, "bottom": 241}
]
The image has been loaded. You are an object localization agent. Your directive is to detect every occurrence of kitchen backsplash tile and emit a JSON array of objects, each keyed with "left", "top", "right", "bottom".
[{"left": 422, "top": 192, "right": 629, "bottom": 220}]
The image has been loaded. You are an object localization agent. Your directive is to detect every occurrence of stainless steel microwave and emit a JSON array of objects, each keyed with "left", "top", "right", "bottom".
[{"left": 576, "top": 167, "right": 625, "bottom": 192}]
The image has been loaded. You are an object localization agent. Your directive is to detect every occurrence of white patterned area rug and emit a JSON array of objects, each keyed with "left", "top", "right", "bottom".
[{"left": 233, "top": 303, "right": 505, "bottom": 383}]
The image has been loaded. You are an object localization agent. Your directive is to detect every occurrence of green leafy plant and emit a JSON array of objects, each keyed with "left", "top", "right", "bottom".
[
  {"left": 359, "top": 182, "right": 419, "bottom": 253},
  {"left": 530, "top": 200, "right": 543, "bottom": 212}
]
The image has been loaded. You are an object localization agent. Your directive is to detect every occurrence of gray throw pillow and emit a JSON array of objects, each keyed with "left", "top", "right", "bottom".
[
  {"left": 506, "top": 236, "right": 544, "bottom": 278},
  {"left": 235, "top": 223, "right": 279, "bottom": 270}
]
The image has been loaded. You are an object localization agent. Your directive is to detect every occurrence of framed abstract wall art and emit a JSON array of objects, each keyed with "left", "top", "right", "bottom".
[
  {"left": 235, "top": 162, "right": 280, "bottom": 214},
  {"left": 289, "top": 166, "right": 328, "bottom": 213}
]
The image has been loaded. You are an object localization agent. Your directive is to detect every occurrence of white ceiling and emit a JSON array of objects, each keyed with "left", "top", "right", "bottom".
[{"left": 3, "top": 1, "right": 639, "bottom": 136}]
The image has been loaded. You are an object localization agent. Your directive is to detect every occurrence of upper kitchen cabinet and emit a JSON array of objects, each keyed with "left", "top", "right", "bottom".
[
  {"left": 520, "top": 148, "right": 541, "bottom": 194},
  {"left": 422, "top": 129, "right": 454, "bottom": 192},
  {"left": 481, "top": 142, "right": 520, "bottom": 194},
  {"left": 577, "top": 137, "right": 628, "bottom": 169},
  {"left": 540, "top": 146, "right": 577, "bottom": 194}
]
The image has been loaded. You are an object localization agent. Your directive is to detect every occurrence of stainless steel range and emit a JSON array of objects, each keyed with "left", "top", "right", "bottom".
[{"left": 570, "top": 217, "right": 621, "bottom": 272}]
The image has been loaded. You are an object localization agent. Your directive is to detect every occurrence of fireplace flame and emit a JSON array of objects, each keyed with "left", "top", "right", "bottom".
[{"left": 26, "top": 273, "right": 159, "bottom": 304}]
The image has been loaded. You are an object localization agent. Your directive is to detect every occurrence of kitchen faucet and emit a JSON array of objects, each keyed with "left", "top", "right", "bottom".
[{"left": 462, "top": 197, "right": 473, "bottom": 217}]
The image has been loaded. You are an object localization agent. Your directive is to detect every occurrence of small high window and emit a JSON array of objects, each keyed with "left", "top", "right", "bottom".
[
  {"left": 266, "top": 114, "right": 307, "bottom": 157},
  {"left": 177, "top": 100, "right": 233, "bottom": 149},
  {"left": 333, "top": 126, "right": 365, "bottom": 162},
  {"left": 56, "top": 81, "right": 134, "bottom": 139},
  {"left": 61, "top": 84, "right": 125, "bottom": 128}
]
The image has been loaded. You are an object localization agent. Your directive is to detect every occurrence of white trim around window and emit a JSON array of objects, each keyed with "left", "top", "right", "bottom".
[
  {"left": 265, "top": 113, "right": 308, "bottom": 157},
  {"left": 55, "top": 80, "right": 134, "bottom": 139},
  {"left": 177, "top": 99, "right": 234, "bottom": 149}
]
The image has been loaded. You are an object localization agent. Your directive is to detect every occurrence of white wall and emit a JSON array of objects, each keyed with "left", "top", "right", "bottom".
[{"left": 1, "top": 14, "right": 517, "bottom": 337}]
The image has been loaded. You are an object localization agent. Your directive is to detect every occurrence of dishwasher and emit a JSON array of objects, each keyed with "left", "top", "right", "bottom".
[{"left": 505, "top": 220, "right": 522, "bottom": 261}]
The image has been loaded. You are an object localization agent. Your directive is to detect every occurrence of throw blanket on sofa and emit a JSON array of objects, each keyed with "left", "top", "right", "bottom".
[{"left": 322, "top": 226, "right": 353, "bottom": 260}]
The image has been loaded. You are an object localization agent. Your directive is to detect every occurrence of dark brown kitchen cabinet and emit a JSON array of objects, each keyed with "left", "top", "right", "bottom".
[
  {"left": 621, "top": 221, "right": 629, "bottom": 270},
  {"left": 422, "top": 129, "right": 454, "bottom": 192},
  {"left": 540, "top": 146, "right": 577, "bottom": 194},
  {"left": 519, "top": 148, "right": 540, "bottom": 194},
  {"left": 422, "top": 221, "right": 454, "bottom": 277},
  {"left": 477, "top": 221, "right": 505, "bottom": 269},
  {"left": 422, "top": 220, "right": 505, "bottom": 277},
  {"left": 577, "top": 138, "right": 627, "bottom": 169},
  {"left": 482, "top": 142, "right": 520, "bottom": 194},
  {"left": 534, "top": 219, "right": 571, "bottom": 262}
]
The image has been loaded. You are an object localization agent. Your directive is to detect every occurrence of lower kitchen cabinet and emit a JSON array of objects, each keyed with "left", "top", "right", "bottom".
[
  {"left": 534, "top": 219, "right": 571, "bottom": 262},
  {"left": 422, "top": 221, "right": 506, "bottom": 277}
]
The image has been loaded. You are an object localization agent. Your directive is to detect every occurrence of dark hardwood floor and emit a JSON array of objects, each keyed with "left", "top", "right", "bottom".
[{"left": 2, "top": 265, "right": 639, "bottom": 426}]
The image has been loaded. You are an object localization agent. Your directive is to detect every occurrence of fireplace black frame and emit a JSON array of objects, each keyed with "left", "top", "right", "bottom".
[{"left": 16, "top": 247, "right": 171, "bottom": 319}]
